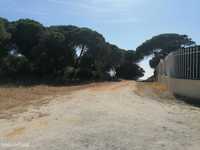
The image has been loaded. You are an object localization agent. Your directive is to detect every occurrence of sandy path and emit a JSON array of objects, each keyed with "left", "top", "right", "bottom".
[{"left": 0, "top": 81, "right": 200, "bottom": 150}]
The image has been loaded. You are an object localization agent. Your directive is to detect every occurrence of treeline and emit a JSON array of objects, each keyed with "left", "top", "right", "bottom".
[
  {"left": 0, "top": 17, "right": 144, "bottom": 84},
  {"left": 136, "top": 34, "right": 195, "bottom": 69}
]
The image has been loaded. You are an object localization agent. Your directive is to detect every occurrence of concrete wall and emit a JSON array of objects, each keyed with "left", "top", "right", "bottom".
[{"left": 158, "top": 75, "right": 200, "bottom": 99}]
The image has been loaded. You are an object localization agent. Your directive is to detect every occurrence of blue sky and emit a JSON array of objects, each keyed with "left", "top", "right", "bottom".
[{"left": 0, "top": 0, "right": 199, "bottom": 79}]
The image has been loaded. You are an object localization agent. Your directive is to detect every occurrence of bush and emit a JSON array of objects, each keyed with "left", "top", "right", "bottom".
[
  {"left": 0, "top": 17, "right": 146, "bottom": 83},
  {"left": 0, "top": 55, "right": 30, "bottom": 78},
  {"left": 76, "top": 68, "right": 93, "bottom": 81},
  {"left": 63, "top": 66, "right": 75, "bottom": 81},
  {"left": 118, "top": 63, "right": 144, "bottom": 80}
]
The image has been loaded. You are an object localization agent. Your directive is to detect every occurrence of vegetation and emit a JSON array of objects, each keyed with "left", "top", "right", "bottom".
[
  {"left": 136, "top": 34, "right": 195, "bottom": 69},
  {"left": 0, "top": 17, "right": 144, "bottom": 84},
  {"left": 0, "top": 17, "right": 195, "bottom": 83}
]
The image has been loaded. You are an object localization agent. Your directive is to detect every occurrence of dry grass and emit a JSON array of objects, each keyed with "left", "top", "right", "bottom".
[
  {"left": 0, "top": 81, "right": 128, "bottom": 119},
  {"left": 143, "top": 82, "right": 168, "bottom": 93},
  {"left": 0, "top": 83, "right": 103, "bottom": 118},
  {"left": 135, "top": 81, "right": 175, "bottom": 100}
]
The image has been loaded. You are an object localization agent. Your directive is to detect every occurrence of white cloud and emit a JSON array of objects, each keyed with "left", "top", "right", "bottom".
[{"left": 47, "top": 0, "right": 144, "bottom": 23}]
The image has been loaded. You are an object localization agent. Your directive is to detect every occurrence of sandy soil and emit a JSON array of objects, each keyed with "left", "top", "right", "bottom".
[{"left": 0, "top": 81, "right": 200, "bottom": 150}]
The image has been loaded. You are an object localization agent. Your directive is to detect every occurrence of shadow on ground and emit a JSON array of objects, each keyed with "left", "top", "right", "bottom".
[{"left": 174, "top": 94, "right": 200, "bottom": 107}]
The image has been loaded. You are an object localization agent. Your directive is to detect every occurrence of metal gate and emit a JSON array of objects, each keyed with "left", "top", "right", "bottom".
[{"left": 157, "top": 46, "right": 200, "bottom": 80}]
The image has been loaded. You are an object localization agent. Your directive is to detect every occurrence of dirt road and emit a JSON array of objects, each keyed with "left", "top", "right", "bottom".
[{"left": 0, "top": 81, "right": 200, "bottom": 150}]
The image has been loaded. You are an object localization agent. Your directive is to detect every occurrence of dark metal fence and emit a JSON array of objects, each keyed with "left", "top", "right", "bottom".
[{"left": 157, "top": 46, "right": 200, "bottom": 80}]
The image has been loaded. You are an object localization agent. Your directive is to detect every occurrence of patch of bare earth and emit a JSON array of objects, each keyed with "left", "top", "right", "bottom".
[
  {"left": 0, "top": 82, "right": 112, "bottom": 119},
  {"left": 0, "top": 81, "right": 199, "bottom": 150}
]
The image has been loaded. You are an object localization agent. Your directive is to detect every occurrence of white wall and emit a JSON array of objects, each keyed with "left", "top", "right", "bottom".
[{"left": 158, "top": 75, "right": 200, "bottom": 99}]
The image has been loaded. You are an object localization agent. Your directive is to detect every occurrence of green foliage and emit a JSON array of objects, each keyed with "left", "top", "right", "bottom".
[
  {"left": 0, "top": 55, "right": 30, "bottom": 78},
  {"left": 118, "top": 63, "right": 144, "bottom": 80},
  {"left": 10, "top": 19, "right": 44, "bottom": 58},
  {"left": 0, "top": 48, "right": 8, "bottom": 58},
  {"left": 31, "top": 29, "right": 76, "bottom": 77},
  {"left": 0, "top": 17, "right": 197, "bottom": 82},
  {"left": 136, "top": 34, "right": 195, "bottom": 68},
  {"left": 0, "top": 23, "right": 10, "bottom": 45},
  {"left": 149, "top": 52, "right": 165, "bottom": 68},
  {"left": 0, "top": 17, "right": 145, "bottom": 83},
  {"left": 63, "top": 67, "right": 76, "bottom": 81},
  {"left": 0, "top": 19, "right": 11, "bottom": 58}
]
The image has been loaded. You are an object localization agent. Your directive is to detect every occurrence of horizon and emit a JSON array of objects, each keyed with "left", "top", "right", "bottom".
[{"left": 0, "top": 0, "right": 199, "bottom": 79}]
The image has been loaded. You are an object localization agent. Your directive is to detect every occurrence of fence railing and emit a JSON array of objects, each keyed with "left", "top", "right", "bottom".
[{"left": 157, "top": 46, "right": 200, "bottom": 80}]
